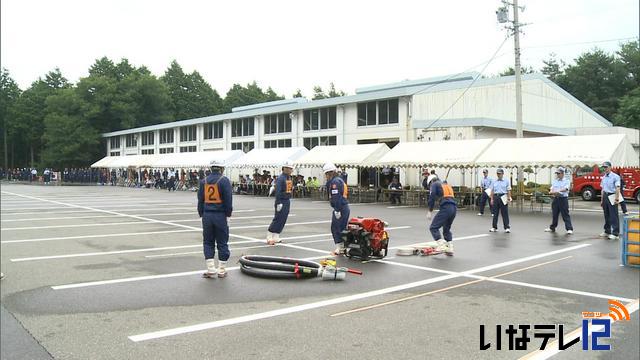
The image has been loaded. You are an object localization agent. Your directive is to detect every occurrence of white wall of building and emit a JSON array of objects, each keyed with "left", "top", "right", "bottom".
[{"left": 412, "top": 77, "right": 609, "bottom": 129}]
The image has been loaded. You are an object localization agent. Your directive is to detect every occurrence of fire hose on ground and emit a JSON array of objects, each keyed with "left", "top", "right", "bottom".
[{"left": 238, "top": 256, "right": 362, "bottom": 280}]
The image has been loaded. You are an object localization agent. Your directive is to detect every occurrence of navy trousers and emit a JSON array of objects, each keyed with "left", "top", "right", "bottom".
[
  {"left": 202, "top": 212, "right": 230, "bottom": 261},
  {"left": 268, "top": 200, "right": 290, "bottom": 234},
  {"left": 550, "top": 196, "right": 573, "bottom": 231},
  {"left": 479, "top": 192, "right": 491, "bottom": 215},
  {"left": 331, "top": 206, "right": 351, "bottom": 244},
  {"left": 492, "top": 195, "right": 510, "bottom": 229},
  {"left": 602, "top": 192, "right": 620, "bottom": 236},
  {"left": 429, "top": 202, "right": 457, "bottom": 241}
]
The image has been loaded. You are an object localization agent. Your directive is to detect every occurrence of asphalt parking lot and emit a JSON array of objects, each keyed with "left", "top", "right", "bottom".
[{"left": 1, "top": 183, "right": 638, "bottom": 360}]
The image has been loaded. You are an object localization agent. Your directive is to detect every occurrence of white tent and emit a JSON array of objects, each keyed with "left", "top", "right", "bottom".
[
  {"left": 228, "top": 147, "right": 308, "bottom": 169},
  {"left": 103, "top": 155, "right": 159, "bottom": 168},
  {"left": 375, "top": 139, "right": 495, "bottom": 168},
  {"left": 475, "top": 134, "right": 639, "bottom": 168},
  {"left": 91, "top": 156, "right": 119, "bottom": 168},
  {"left": 150, "top": 150, "right": 244, "bottom": 168},
  {"left": 294, "top": 143, "right": 390, "bottom": 168}
]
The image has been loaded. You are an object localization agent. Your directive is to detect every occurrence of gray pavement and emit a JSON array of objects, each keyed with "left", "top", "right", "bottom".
[{"left": 0, "top": 183, "right": 638, "bottom": 360}]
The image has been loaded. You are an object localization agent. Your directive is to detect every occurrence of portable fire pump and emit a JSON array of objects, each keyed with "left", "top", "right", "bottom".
[{"left": 340, "top": 217, "right": 390, "bottom": 260}]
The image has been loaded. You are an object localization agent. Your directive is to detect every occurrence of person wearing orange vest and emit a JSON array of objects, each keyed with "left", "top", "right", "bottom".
[
  {"left": 323, "top": 162, "right": 350, "bottom": 255},
  {"left": 197, "top": 160, "right": 233, "bottom": 278},
  {"left": 266, "top": 160, "right": 295, "bottom": 245},
  {"left": 426, "top": 176, "right": 457, "bottom": 255}
]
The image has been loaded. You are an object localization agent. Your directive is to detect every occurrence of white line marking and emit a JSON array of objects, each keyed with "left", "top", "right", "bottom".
[
  {"left": 2, "top": 215, "right": 124, "bottom": 222},
  {"left": 52, "top": 254, "right": 335, "bottom": 290},
  {"left": 172, "top": 214, "right": 295, "bottom": 222},
  {"left": 9, "top": 239, "right": 275, "bottom": 262},
  {"left": 229, "top": 220, "right": 330, "bottom": 230},
  {"left": 1, "top": 221, "right": 152, "bottom": 231},
  {"left": 1, "top": 230, "right": 197, "bottom": 244},
  {"left": 376, "top": 258, "right": 634, "bottom": 302},
  {"left": 386, "top": 205, "right": 419, "bottom": 209},
  {"left": 144, "top": 239, "right": 332, "bottom": 258},
  {"left": 124, "top": 244, "right": 593, "bottom": 342},
  {"left": 0, "top": 208, "right": 256, "bottom": 217},
  {"left": 278, "top": 226, "right": 412, "bottom": 241}
]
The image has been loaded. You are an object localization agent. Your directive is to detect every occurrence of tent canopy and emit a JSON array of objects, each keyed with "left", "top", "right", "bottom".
[
  {"left": 151, "top": 150, "right": 244, "bottom": 168},
  {"left": 294, "top": 143, "right": 390, "bottom": 168},
  {"left": 375, "top": 139, "right": 495, "bottom": 168},
  {"left": 228, "top": 147, "right": 308, "bottom": 169},
  {"left": 474, "top": 134, "right": 639, "bottom": 168},
  {"left": 91, "top": 151, "right": 244, "bottom": 169}
]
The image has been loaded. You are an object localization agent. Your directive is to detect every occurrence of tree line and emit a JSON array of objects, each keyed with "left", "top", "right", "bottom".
[{"left": 1, "top": 41, "right": 638, "bottom": 170}]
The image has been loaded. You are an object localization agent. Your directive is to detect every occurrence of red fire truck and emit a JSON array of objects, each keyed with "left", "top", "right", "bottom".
[{"left": 573, "top": 166, "right": 640, "bottom": 202}]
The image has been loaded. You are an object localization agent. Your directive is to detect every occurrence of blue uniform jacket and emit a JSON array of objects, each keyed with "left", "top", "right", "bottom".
[
  {"left": 197, "top": 171, "right": 233, "bottom": 217},
  {"left": 428, "top": 181, "right": 456, "bottom": 211},
  {"left": 327, "top": 176, "right": 349, "bottom": 212},
  {"left": 274, "top": 174, "right": 292, "bottom": 204}
]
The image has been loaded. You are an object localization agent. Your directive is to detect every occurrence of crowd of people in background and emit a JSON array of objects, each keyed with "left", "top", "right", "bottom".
[{"left": 236, "top": 171, "right": 323, "bottom": 197}]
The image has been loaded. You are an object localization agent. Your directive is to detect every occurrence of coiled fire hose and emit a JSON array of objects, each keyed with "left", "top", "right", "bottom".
[{"left": 238, "top": 256, "right": 362, "bottom": 280}]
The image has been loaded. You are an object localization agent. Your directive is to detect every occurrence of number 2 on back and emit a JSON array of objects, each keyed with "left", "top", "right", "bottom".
[{"left": 205, "top": 184, "right": 222, "bottom": 204}]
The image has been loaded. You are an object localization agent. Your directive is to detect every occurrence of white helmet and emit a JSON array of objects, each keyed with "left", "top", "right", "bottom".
[
  {"left": 281, "top": 160, "right": 294, "bottom": 169},
  {"left": 210, "top": 159, "right": 225, "bottom": 168},
  {"left": 322, "top": 162, "right": 337, "bottom": 174}
]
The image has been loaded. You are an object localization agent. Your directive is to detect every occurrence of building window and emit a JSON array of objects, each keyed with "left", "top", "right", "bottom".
[
  {"left": 264, "top": 139, "right": 292, "bottom": 148},
  {"left": 204, "top": 122, "right": 223, "bottom": 140},
  {"left": 159, "top": 147, "right": 174, "bottom": 154},
  {"left": 125, "top": 134, "right": 137, "bottom": 148},
  {"left": 231, "top": 117, "right": 255, "bottom": 137},
  {"left": 180, "top": 125, "right": 197, "bottom": 142},
  {"left": 141, "top": 131, "right": 154, "bottom": 146},
  {"left": 357, "top": 99, "right": 399, "bottom": 126},
  {"left": 304, "top": 107, "right": 336, "bottom": 131},
  {"left": 159, "top": 129, "right": 174, "bottom": 144},
  {"left": 264, "top": 113, "right": 292, "bottom": 134},
  {"left": 141, "top": 149, "right": 154, "bottom": 155},
  {"left": 109, "top": 136, "right": 120, "bottom": 149},
  {"left": 231, "top": 141, "right": 255, "bottom": 153},
  {"left": 179, "top": 146, "right": 197, "bottom": 153},
  {"left": 303, "top": 136, "right": 336, "bottom": 150},
  {"left": 109, "top": 151, "right": 120, "bottom": 156}
]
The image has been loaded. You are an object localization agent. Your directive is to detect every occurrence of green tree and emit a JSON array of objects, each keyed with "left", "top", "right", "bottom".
[
  {"left": 41, "top": 88, "right": 100, "bottom": 169},
  {"left": 556, "top": 49, "right": 630, "bottom": 122},
  {"left": 12, "top": 68, "right": 70, "bottom": 167},
  {"left": 541, "top": 53, "right": 566, "bottom": 82},
  {"left": 161, "top": 60, "right": 223, "bottom": 120},
  {"left": 0, "top": 68, "right": 22, "bottom": 168},
  {"left": 312, "top": 83, "right": 346, "bottom": 99},
  {"left": 222, "top": 82, "right": 284, "bottom": 113},
  {"left": 498, "top": 66, "right": 535, "bottom": 77},
  {"left": 613, "top": 87, "right": 640, "bottom": 129},
  {"left": 618, "top": 41, "right": 640, "bottom": 87},
  {"left": 77, "top": 57, "right": 172, "bottom": 133},
  {"left": 292, "top": 89, "right": 304, "bottom": 98}
]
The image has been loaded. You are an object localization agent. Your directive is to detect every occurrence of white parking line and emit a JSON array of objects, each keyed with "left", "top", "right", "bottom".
[
  {"left": 9, "top": 239, "right": 271, "bottom": 262},
  {"left": 145, "top": 239, "right": 332, "bottom": 258},
  {"left": 375, "top": 257, "right": 634, "bottom": 302},
  {"left": 127, "top": 243, "right": 593, "bottom": 342},
  {"left": 1, "top": 221, "right": 152, "bottom": 231},
  {"left": 52, "top": 254, "right": 336, "bottom": 290},
  {"left": 1, "top": 229, "right": 198, "bottom": 244},
  {"left": 278, "top": 226, "right": 412, "bottom": 241}
]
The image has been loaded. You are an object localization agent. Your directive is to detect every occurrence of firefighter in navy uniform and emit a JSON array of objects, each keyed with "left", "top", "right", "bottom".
[
  {"left": 323, "top": 162, "right": 350, "bottom": 255},
  {"left": 197, "top": 159, "right": 233, "bottom": 278},
  {"left": 426, "top": 176, "right": 457, "bottom": 255},
  {"left": 266, "top": 160, "right": 295, "bottom": 245}
]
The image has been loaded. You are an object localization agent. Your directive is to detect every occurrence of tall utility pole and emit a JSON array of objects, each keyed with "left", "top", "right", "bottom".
[
  {"left": 497, "top": 0, "right": 525, "bottom": 209},
  {"left": 513, "top": 0, "right": 523, "bottom": 140}
]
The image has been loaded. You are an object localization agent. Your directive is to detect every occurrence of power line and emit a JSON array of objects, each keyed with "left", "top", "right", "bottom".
[
  {"left": 417, "top": 36, "right": 511, "bottom": 132},
  {"left": 522, "top": 36, "right": 637, "bottom": 50}
]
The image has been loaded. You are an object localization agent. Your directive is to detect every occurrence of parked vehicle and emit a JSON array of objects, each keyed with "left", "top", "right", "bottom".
[{"left": 573, "top": 166, "right": 640, "bottom": 202}]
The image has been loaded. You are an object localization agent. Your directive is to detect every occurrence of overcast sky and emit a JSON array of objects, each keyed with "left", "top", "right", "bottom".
[{"left": 2, "top": 0, "right": 638, "bottom": 97}]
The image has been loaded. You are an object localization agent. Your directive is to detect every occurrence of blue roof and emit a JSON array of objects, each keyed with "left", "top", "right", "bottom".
[{"left": 101, "top": 72, "right": 610, "bottom": 137}]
